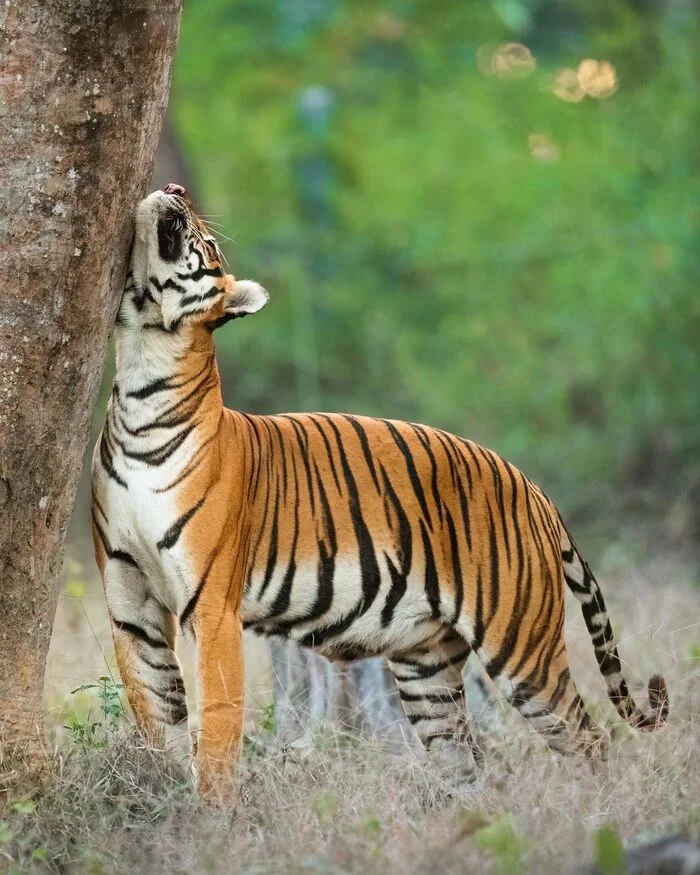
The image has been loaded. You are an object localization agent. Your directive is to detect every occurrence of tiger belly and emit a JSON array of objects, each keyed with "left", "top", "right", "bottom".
[{"left": 241, "top": 557, "right": 450, "bottom": 660}]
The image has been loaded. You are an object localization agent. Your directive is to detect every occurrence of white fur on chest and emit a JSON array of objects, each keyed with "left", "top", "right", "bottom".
[{"left": 95, "top": 450, "right": 195, "bottom": 616}]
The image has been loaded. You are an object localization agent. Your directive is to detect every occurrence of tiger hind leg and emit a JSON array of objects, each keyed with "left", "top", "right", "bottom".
[
  {"left": 388, "top": 631, "right": 482, "bottom": 791},
  {"left": 503, "top": 640, "right": 607, "bottom": 759}
]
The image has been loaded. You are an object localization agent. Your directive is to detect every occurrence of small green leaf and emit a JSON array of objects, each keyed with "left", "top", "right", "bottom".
[
  {"left": 474, "top": 814, "right": 526, "bottom": 875},
  {"left": 9, "top": 798, "right": 36, "bottom": 815},
  {"left": 65, "top": 578, "right": 87, "bottom": 598},
  {"left": 359, "top": 811, "right": 381, "bottom": 835},
  {"left": 310, "top": 791, "right": 337, "bottom": 825},
  {"left": 595, "top": 826, "right": 626, "bottom": 875}
]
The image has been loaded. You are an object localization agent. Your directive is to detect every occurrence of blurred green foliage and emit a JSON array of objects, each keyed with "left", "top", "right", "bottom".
[{"left": 171, "top": 0, "right": 700, "bottom": 510}]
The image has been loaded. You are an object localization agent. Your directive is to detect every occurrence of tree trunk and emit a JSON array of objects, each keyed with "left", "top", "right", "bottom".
[{"left": 0, "top": 0, "right": 182, "bottom": 773}]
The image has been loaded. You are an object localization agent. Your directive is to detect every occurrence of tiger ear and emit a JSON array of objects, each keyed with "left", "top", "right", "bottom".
[{"left": 222, "top": 276, "right": 269, "bottom": 320}]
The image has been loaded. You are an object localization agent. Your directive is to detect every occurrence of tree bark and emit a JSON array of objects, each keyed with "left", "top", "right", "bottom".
[{"left": 0, "top": 0, "right": 182, "bottom": 771}]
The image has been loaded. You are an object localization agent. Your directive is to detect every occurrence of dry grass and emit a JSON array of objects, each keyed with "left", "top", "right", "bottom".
[{"left": 3, "top": 555, "right": 699, "bottom": 874}]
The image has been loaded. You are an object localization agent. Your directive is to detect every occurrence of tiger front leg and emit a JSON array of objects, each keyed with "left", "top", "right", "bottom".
[
  {"left": 192, "top": 603, "right": 245, "bottom": 805},
  {"left": 102, "top": 562, "right": 191, "bottom": 766}
]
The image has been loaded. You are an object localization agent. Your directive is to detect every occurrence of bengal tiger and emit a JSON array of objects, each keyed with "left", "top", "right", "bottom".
[{"left": 91, "top": 184, "right": 669, "bottom": 801}]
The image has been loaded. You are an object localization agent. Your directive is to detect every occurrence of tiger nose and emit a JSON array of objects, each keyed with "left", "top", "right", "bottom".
[{"left": 163, "top": 182, "right": 186, "bottom": 196}]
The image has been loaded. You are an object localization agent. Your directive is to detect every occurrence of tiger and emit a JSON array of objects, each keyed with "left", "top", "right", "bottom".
[{"left": 91, "top": 184, "right": 669, "bottom": 802}]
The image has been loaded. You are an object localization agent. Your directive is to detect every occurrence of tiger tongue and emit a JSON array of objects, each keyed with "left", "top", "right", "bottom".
[{"left": 163, "top": 182, "right": 186, "bottom": 196}]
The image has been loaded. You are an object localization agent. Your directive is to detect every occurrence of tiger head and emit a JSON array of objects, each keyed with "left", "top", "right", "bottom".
[{"left": 121, "top": 184, "right": 268, "bottom": 333}]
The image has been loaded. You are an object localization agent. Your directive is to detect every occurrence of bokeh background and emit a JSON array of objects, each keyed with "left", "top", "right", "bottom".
[{"left": 48, "top": 0, "right": 700, "bottom": 722}]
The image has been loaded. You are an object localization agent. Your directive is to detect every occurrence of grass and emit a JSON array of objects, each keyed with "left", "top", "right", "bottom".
[{"left": 3, "top": 555, "right": 699, "bottom": 874}]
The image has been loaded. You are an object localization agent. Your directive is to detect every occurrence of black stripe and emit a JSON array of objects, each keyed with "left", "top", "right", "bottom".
[
  {"left": 382, "top": 419, "right": 433, "bottom": 530},
  {"left": 478, "top": 448, "right": 511, "bottom": 568},
  {"left": 432, "top": 428, "right": 460, "bottom": 490},
  {"left": 410, "top": 424, "right": 443, "bottom": 526},
  {"left": 180, "top": 286, "right": 221, "bottom": 308},
  {"left": 99, "top": 431, "right": 127, "bottom": 488},
  {"left": 143, "top": 682, "right": 186, "bottom": 706},
  {"left": 113, "top": 619, "right": 167, "bottom": 649},
  {"left": 508, "top": 680, "right": 539, "bottom": 708},
  {"left": 391, "top": 649, "right": 470, "bottom": 680},
  {"left": 523, "top": 484, "right": 549, "bottom": 569},
  {"left": 407, "top": 711, "right": 452, "bottom": 725},
  {"left": 126, "top": 355, "right": 213, "bottom": 404},
  {"left": 457, "top": 438, "right": 482, "bottom": 482},
  {"left": 453, "top": 467, "right": 472, "bottom": 552},
  {"left": 140, "top": 654, "right": 179, "bottom": 672},
  {"left": 342, "top": 415, "right": 381, "bottom": 493},
  {"left": 267, "top": 419, "right": 289, "bottom": 502},
  {"left": 380, "top": 463, "right": 413, "bottom": 575},
  {"left": 420, "top": 518, "right": 441, "bottom": 619},
  {"left": 241, "top": 414, "right": 264, "bottom": 503},
  {"left": 157, "top": 497, "right": 205, "bottom": 551},
  {"left": 379, "top": 463, "right": 411, "bottom": 627},
  {"left": 91, "top": 510, "right": 140, "bottom": 568},
  {"left": 444, "top": 505, "right": 464, "bottom": 624},
  {"left": 268, "top": 460, "right": 300, "bottom": 617},
  {"left": 91, "top": 487, "right": 108, "bottom": 523},
  {"left": 280, "top": 416, "right": 317, "bottom": 517},
  {"left": 309, "top": 459, "right": 337, "bottom": 619},
  {"left": 258, "top": 487, "right": 280, "bottom": 599},
  {"left": 485, "top": 471, "right": 528, "bottom": 680},
  {"left": 149, "top": 275, "right": 187, "bottom": 294},
  {"left": 398, "top": 687, "right": 464, "bottom": 704},
  {"left": 111, "top": 549, "right": 139, "bottom": 567},
  {"left": 308, "top": 415, "right": 343, "bottom": 495},
  {"left": 175, "top": 257, "right": 223, "bottom": 283},
  {"left": 547, "top": 668, "right": 570, "bottom": 712},
  {"left": 119, "top": 422, "right": 196, "bottom": 467},
  {"left": 507, "top": 550, "right": 539, "bottom": 679},
  {"left": 382, "top": 554, "right": 408, "bottom": 628},
  {"left": 245, "top": 460, "right": 274, "bottom": 593},
  {"left": 180, "top": 549, "right": 218, "bottom": 628},
  {"left": 483, "top": 502, "right": 500, "bottom": 631},
  {"left": 153, "top": 434, "right": 216, "bottom": 493},
  {"left": 126, "top": 376, "right": 172, "bottom": 400},
  {"left": 471, "top": 567, "right": 485, "bottom": 651}
]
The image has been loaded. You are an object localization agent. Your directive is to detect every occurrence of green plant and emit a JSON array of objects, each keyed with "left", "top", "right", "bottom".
[
  {"left": 473, "top": 813, "right": 529, "bottom": 875},
  {"left": 243, "top": 702, "right": 278, "bottom": 757},
  {"left": 64, "top": 675, "right": 124, "bottom": 748},
  {"left": 259, "top": 702, "right": 277, "bottom": 734},
  {"left": 595, "top": 825, "right": 626, "bottom": 875},
  {"left": 310, "top": 791, "right": 337, "bottom": 826}
]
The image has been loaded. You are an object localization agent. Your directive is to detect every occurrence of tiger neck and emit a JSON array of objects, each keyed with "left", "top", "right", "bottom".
[{"left": 112, "top": 319, "right": 225, "bottom": 433}]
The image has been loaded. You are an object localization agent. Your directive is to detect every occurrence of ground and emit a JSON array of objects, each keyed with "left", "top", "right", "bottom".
[{"left": 2, "top": 551, "right": 699, "bottom": 873}]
